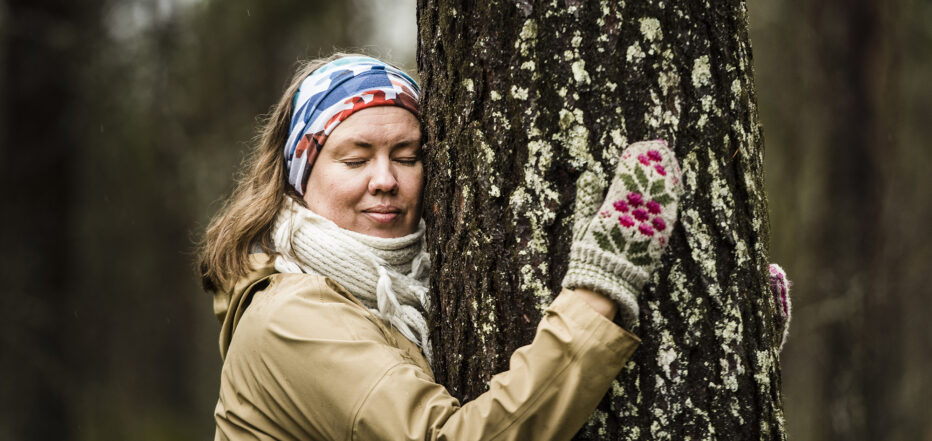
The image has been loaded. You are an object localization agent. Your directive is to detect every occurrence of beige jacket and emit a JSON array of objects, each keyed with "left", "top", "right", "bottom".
[{"left": 212, "top": 254, "right": 640, "bottom": 441}]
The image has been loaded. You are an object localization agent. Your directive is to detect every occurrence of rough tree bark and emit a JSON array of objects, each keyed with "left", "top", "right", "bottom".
[{"left": 418, "top": 0, "right": 785, "bottom": 439}]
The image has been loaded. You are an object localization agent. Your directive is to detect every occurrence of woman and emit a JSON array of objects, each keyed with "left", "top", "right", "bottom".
[{"left": 199, "top": 54, "right": 688, "bottom": 440}]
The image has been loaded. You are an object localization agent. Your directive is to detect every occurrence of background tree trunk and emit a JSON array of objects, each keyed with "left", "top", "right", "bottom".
[
  {"left": 417, "top": 0, "right": 785, "bottom": 439},
  {"left": 0, "top": 0, "right": 103, "bottom": 438},
  {"left": 808, "top": 0, "right": 900, "bottom": 439}
]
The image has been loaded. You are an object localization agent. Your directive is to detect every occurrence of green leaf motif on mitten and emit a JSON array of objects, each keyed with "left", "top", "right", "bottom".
[
  {"left": 628, "top": 239, "right": 650, "bottom": 255},
  {"left": 626, "top": 239, "right": 654, "bottom": 268},
  {"left": 634, "top": 165, "right": 649, "bottom": 188},
  {"left": 593, "top": 222, "right": 636, "bottom": 255},
  {"left": 653, "top": 192, "right": 673, "bottom": 205},
  {"left": 629, "top": 254, "right": 654, "bottom": 267},
  {"left": 620, "top": 173, "right": 639, "bottom": 193},
  {"left": 593, "top": 230, "right": 616, "bottom": 253},
  {"left": 649, "top": 179, "right": 665, "bottom": 197},
  {"left": 609, "top": 226, "right": 628, "bottom": 251}
]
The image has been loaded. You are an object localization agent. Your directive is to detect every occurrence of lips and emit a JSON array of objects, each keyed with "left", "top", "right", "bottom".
[{"left": 362, "top": 205, "right": 402, "bottom": 223}]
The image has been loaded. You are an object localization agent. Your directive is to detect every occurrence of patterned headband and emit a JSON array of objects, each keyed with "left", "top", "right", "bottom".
[{"left": 284, "top": 56, "right": 420, "bottom": 195}]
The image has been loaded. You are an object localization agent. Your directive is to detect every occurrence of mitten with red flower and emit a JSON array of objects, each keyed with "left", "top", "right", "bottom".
[{"left": 562, "top": 140, "right": 684, "bottom": 329}]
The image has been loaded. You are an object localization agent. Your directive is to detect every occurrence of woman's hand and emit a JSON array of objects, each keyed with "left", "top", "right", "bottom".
[{"left": 562, "top": 140, "right": 684, "bottom": 330}]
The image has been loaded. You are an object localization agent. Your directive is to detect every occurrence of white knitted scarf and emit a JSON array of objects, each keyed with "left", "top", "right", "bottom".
[{"left": 270, "top": 197, "right": 433, "bottom": 364}]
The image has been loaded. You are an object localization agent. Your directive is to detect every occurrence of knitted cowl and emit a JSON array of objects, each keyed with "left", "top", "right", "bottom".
[{"left": 270, "top": 197, "right": 433, "bottom": 364}]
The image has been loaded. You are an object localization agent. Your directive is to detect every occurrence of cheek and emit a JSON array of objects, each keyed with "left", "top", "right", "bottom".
[
  {"left": 327, "top": 180, "right": 364, "bottom": 209},
  {"left": 306, "top": 167, "right": 362, "bottom": 214},
  {"left": 401, "top": 168, "right": 424, "bottom": 199}
]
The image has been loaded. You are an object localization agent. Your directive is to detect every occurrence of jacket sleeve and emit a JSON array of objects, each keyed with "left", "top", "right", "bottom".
[
  {"left": 217, "top": 275, "right": 639, "bottom": 441},
  {"left": 351, "top": 289, "right": 640, "bottom": 441}
]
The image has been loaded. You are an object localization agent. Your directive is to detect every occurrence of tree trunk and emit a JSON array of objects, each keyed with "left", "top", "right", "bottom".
[
  {"left": 0, "top": 0, "right": 103, "bottom": 439},
  {"left": 809, "top": 0, "right": 899, "bottom": 439},
  {"left": 417, "top": 0, "right": 785, "bottom": 439}
]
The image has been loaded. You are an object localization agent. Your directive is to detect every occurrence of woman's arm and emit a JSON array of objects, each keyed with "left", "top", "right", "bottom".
[
  {"left": 351, "top": 288, "right": 638, "bottom": 441},
  {"left": 215, "top": 277, "right": 638, "bottom": 441}
]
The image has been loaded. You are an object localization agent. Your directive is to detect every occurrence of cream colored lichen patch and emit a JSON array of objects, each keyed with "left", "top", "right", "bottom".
[
  {"left": 515, "top": 19, "right": 537, "bottom": 57},
  {"left": 571, "top": 59, "right": 591, "bottom": 84},
  {"left": 510, "top": 85, "right": 529, "bottom": 100},
  {"left": 692, "top": 55, "right": 712, "bottom": 89},
  {"left": 626, "top": 42, "right": 646, "bottom": 63},
  {"left": 554, "top": 107, "right": 598, "bottom": 170},
  {"left": 639, "top": 17, "right": 662, "bottom": 42}
]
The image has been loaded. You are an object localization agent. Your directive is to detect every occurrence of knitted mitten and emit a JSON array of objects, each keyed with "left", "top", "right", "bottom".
[
  {"left": 769, "top": 263, "right": 792, "bottom": 352},
  {"left": 563, "top": 140, "right": 684, "bottom": 328}
]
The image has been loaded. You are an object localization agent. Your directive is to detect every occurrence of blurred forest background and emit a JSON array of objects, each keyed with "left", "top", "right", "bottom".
[{"left": 0, "top": 0, "right": 929, "bottom": 440}]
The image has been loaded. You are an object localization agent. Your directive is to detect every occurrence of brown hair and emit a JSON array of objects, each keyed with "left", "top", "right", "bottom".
[{"left": 197, "top": 53, "right": 366, "bottom": 292}]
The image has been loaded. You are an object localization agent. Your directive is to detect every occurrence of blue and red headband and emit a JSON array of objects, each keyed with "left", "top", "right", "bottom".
[{"left": 284, "top": 56, "right": 420, "bottom": 195}]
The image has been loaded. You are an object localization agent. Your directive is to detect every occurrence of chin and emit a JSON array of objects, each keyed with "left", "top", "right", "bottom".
[
  {"left": 355, "top": 214, "right": 418, "bottom": 238},
  {"left": 347, "top": 222, "right": 405, "bottom": 238},
  {"left": 380, "top": 226, "right": 417, "bottom": 238},
  {"left": 367, "top": 229, "right": 398, "bottom": 239}
]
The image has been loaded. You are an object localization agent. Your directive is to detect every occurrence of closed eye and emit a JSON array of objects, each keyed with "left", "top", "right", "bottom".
[
  {"left": 343, "top": 160, "right": 367, "bottom": 168},
  {"left": 394, "top": 158, "right": 420, "bottom": 166}
]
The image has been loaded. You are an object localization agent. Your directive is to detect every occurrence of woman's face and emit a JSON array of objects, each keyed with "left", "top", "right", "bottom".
[{"left": 302, "top": 106, "right": 423, "bottom": 238}]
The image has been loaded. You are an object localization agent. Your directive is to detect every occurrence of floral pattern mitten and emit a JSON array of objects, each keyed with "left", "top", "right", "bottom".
[{"left": 563, "top": 140, "right": 684, "bottom": 329}]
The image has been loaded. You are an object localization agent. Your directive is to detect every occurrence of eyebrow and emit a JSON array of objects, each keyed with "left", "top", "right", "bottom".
[{"left": 344, "top": 138, "right": 421, "bottom": 149}]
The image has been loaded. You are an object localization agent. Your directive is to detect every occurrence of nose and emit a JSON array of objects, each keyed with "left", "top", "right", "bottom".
[{"left": 368, "top": 158, "right": 398, "bottom": 195}]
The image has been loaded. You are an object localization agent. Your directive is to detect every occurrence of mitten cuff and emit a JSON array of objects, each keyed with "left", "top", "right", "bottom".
[{"left": 562, "top": 242, "right": 648, "bottom": 329}]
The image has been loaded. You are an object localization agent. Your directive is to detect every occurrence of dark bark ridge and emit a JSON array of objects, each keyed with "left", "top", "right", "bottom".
[{"left": 418, "top": 0, "right": 784, "bottom": 439}]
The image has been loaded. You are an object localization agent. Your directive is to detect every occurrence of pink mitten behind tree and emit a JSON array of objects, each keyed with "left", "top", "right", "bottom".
[{"left": 769, "top": 263, "right": 792, "bottom": 352}]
